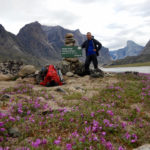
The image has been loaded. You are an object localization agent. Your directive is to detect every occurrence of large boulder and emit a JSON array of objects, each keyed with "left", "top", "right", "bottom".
[
  {"left": 0, "top": 74, "right": 13, "bottom": 81},
  {"left": 18, "top": 65, "right": 36, "bottom": 77}
]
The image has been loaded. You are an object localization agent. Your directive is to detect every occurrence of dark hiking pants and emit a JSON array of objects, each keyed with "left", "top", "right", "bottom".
[{"left": 85, "top": 54, "right": 98, "bottom": 73}]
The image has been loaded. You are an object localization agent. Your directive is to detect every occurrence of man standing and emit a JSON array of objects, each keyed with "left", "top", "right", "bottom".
[{"left": 81, "top": 32, "right": 102, "bottom": 74}]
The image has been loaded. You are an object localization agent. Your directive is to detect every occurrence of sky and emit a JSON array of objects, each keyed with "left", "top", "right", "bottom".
[{"left": 0, "top": 0, "right": 150, "bottom": 50}]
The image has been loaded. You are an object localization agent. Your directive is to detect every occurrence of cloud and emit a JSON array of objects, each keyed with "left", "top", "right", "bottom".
[
  {"left": 71, "top": 0, "right": 99, "bottom": 3},
  {"left": 0, "top": 0, "right": 150, "bottom": 50}
]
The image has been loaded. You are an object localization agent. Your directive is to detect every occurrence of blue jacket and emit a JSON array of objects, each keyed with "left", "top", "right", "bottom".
[{"left": 81, "top": 38, "right": 102, "bottom": 56}]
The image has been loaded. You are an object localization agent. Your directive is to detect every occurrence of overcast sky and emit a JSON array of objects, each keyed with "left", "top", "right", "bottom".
[{"left": 0, "top": 0, "right": 150, "bottom": 50}]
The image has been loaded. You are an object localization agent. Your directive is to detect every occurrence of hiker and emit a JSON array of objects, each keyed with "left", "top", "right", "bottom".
[{"left": 81, "top": 32, "right": 102, "bottom": 75}]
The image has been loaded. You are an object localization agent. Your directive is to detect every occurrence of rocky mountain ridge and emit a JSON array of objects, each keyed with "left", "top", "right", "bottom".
[
  {"left": 110, "top": 40, "right": 144, "bottom": 60},
  {"left": 0, "top": 21, "right": 112, "bottom": 66}
]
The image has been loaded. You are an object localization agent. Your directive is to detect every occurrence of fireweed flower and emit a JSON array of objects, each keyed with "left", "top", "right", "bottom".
[
  {"left": 70, "top": 118, "right": 74, "bottom": 122},
  {"left": 0, "top": 122, "right": 4, "bottom": 127},
  {"left": 103, "top": 119, "right": 113, "bottom": 127},
  {"left": 84, "top": 121, "right": 88, "bottom": 124},
  {"left": 85, "top": 126, "right": 91, "bottom": 134},
  {"left": 124, "top": 132, "right": 131, "bottom": 140},
  {"left": 131, "top": 134, "right": 137, "bottom": 143},
  {"left": 107, "top": 110, "right": 114, "bottom": 116},
  {"left": 121, "top": 122, "right": 127, "bottom": 128},
  {"left": 72, "top": 131, "right": 79, "bottom": 137},
  {"left": 93, "top": 135, "right": 98, "bottom": 141},
  {"left": 66, "top": 144, "right": 72, "bottom": 150},
  {"left": 105, "top": 141, "right": 113, "bottom": 150},
  {"left": 118, "top": 146, "right": 125, "bottom": 150},
  {"left": 0, "top": 128, "right": 6, "bottom": 131},
  {"left": 136, "top": 107, "right": 140, "bottom": 112},
  {"left": 91, "top": 112, "right": 95, "bottom": 117},
  {"left": 79, "top": 136, "right": 85, "bottom": 142},
  {"left": 101, "top": 131, "right": 106, "bottom": 136},
  {"left": 18, "top": 108, "right": 23, "bottom": 114},
  {"left": 42, "top": 139, "right": 47, "bottom": 144},
  {"left": 31, "top": 139, "right": 41, "bottom": 148},
  {"left": 54, "top": 139, "right": 61, "bottom": 145},
  {"left": 9, "top": 116, "right": 15, "bottom": 122}
]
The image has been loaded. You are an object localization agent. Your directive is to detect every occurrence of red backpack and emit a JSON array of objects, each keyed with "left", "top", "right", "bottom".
[{"left": 40, "top": 65, "right": 62, "bottom": 86}]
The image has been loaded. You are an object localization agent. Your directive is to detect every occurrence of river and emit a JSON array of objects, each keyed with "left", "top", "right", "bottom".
[{"left": 101, "top": 66, "right": 150, "bottom": 74}]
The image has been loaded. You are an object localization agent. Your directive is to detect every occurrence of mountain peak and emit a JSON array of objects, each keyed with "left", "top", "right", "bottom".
[
  {"left": 110, "top": 40, "right": 144, "bottom": 60},
  {"left": 0, "top": 24, "right": 5, "bottom": 32},
  {"left": 127, "top": 40, "right": 135, "bottom": 46}
]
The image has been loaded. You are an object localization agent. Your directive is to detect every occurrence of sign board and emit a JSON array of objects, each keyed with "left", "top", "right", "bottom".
[{"left": 61, "top": 46, "right": 82, "bottom": 58}]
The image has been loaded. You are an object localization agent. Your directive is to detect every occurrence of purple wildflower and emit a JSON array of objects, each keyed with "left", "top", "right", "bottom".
[{"left": 66, "top": 144, "right": 72, "bottom": 150}]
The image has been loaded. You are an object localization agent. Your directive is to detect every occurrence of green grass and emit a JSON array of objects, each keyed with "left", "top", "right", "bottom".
[
  {"left": 105, "top": 61, "right": 150, "bottom": 68},
  {"left": 63, "top": 92, "right": 83, "bottom": 100}
]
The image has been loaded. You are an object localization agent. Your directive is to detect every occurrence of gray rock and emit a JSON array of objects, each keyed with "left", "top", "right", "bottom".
[
  {"left": 134, "top": 144, "right": 150, "bottom": 150},
  {"left": 90, "top": 69, "right": 104, "bottom": 78},
  {"left": 66, "top": 72, "right": 74, "bottom": 77},
  {"left": 55, "top": 88, "right": 66, "bottom": 94},
  {"left": 8, "top": 127, "right": 21, "bottom": 138},
  {"left": 0, "top": 94, "right": 10, "bottom": 101}
]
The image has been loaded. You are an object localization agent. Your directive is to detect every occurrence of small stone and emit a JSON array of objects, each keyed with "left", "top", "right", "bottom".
[
  {"left": 55, "top": 88, "right": 66, "bottom": 94},
  {"left": 74, "top": 74, "right": 79, "bottom": 78},
  {"left": 0, "top": 94, "right": 10, "bottom": 101},
  {"left": 8, "top": 127, "right": 21, "bottom": 138},
  {"left": 66, "top": 72, "right": 74, "bottom": 77}
]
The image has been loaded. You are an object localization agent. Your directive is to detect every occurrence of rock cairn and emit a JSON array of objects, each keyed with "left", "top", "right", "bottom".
[
  {"left": 65, "top": 33, "right": 76, "bottom": 46},
  {"left": 0, "top": 61, "right": 23, "bottom": 75},
  {"left": 56, "top": 58, "right": 85, "bottom": 76}
]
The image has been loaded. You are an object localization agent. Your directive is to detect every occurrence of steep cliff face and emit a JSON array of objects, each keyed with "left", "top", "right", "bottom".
[
  {"left": 17, "top": 22, "right": 59, "bottom": 60},
  {"left": 141, "top": 40, "right": 150, "bottom": 55},
  {"left": 0, "top": 24, "right": 24, "bottom": 57},
  {"left": 110, "top": 40, "right": 144, "bottom": 60},
  {"left": 0, "top": 24, "right": 33, "bottom": 64}
]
